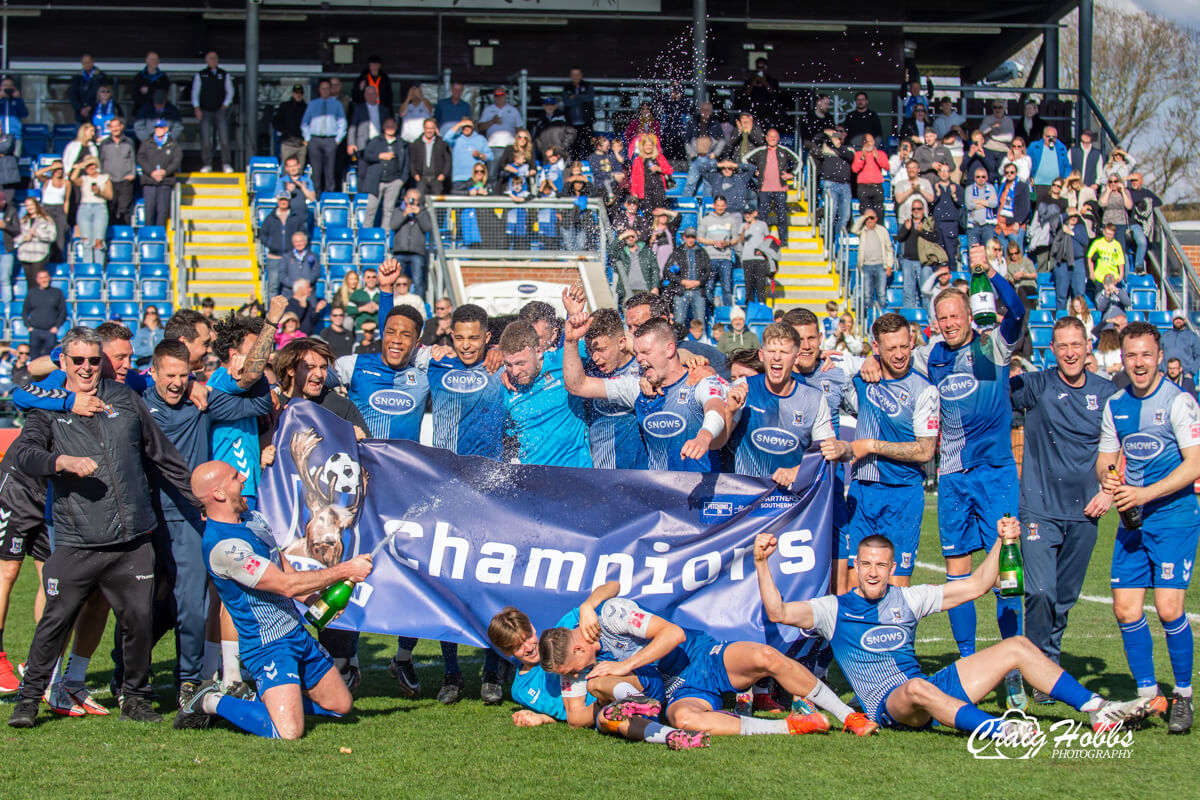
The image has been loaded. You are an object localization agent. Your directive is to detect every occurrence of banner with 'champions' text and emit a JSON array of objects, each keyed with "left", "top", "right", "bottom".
[{"left": 259, "top": 401, "right": 832, "bottom": 651}]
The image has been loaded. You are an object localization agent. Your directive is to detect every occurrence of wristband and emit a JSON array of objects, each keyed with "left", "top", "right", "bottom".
[
  {"left": 701, "top": 409, "right": 725, "bottom": 438},
  {"left": 265, "top": 317, "right": 282, "bottom": 327}
]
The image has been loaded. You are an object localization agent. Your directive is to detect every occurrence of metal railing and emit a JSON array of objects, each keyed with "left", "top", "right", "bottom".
[
  {"left": 1148, "top": 207, "right": 1200, "bottom": 318},
  {"left": 171, "top": 181, "right": 187, "bottom": 309}
]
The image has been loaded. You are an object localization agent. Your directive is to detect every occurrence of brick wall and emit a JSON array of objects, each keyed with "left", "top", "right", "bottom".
[
  {"left": 461, "top": 266, "right": 581, "bottom": 286},
  {"left": 1184, "top": 245, "right": 1200, "bottom": 267}
]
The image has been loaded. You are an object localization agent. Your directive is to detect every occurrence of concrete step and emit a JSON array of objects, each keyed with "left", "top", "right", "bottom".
[
  {"left": 776, "top": 278, "right": 840, "bottom": 290},
  {"left": 181, "top": 184, "right": 244, "bottom": 198},
  {"left": 178, "top": 173, "right": 242, "bottom": 186},
  {"left": 184, "top": 244, "right": 251, "bottom": 257},
  {"left": 181, "top": 196, "right": 245, "bottom": 209},
  {"left": 183, "top": 255, "right": 254, "bottom": 272},
  {"left": 185, "top": 284, "right": 258, "bottom": 299},
  {"left": 180, "top": 207, "right": 246, "bottom": 221},
  {"left": 180, "top": 219, "right": 247, "bottom": 231},
  {"left": 189, "top": 269, "right": 254, "bottom": 282},
  {"left": 186, "top": 232, "right": 251, "bottom": 244}
]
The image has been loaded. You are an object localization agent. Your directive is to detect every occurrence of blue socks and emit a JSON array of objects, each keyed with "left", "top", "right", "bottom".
[
  {"left": 215, "top": 695, "right": 279, "bottom": 739},
  {"left": 440, "top": 641, "right": 460, "bottom": 675},
  {"left": 1162, "top": 615, "right": 1193, "bottom": 692},
  {"left": 1050, "top": 671, "right": 1099, "bottom": 712},
  {"left": 994, "top": 589, "right": 1023, "bottom": 639},
  {"left": 953, "top": 703, "right": 998, "bottom": 734},
  {"left": 946, "top": 573, "right": 976, "bottom": 656},
  {"left": 1118, "top": 615, "right": 1157, "bottom": 691},
  {"left": 484, "top": 648, "right": 501, "bottom": 674}
]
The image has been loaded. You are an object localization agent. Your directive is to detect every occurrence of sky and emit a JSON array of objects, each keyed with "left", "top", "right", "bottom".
[{"left": 1115, "top": 0, "right": 1200, "bottom": 29}]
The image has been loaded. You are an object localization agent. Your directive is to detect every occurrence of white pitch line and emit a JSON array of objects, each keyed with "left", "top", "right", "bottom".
[{"left": 914, "top": 560, "right": 1200, "bottom": 628}]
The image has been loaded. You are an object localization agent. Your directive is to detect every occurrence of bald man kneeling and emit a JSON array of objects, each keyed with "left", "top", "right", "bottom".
[{"left": 173, "top": 460, "right": 372, "bottom": 738}]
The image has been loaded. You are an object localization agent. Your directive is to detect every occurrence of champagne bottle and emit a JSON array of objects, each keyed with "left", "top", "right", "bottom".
[
  {"left": 969, "top": 264, "right": 997, "bottom": 328},
  {"left": 305, "top": 579, "right": 354, "bottom": 630},
  {"left": 998, "top": 514, "right": 1024, "bottom": 597},
  {"left": 1108, "top": 464, "right": 1143, "bottom": 530}
]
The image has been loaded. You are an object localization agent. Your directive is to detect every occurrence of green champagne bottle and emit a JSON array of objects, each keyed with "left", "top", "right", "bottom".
[
  {"left": 998, "top": 514, "right": 1024, "bottom": 598},
  {"left": 969, "top": 264, "right": 997, "bottom": 328},
  {"left": 1108, "top": 464, "right": 1143, "bottom": 530},
  {"left": 305, "top": 579, "right": 354, "bottom": 630}
]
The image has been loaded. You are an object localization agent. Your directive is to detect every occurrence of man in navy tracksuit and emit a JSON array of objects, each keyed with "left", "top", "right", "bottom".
[{"left": 1010, "top": 315, "right": 1120, "bottom": 703}]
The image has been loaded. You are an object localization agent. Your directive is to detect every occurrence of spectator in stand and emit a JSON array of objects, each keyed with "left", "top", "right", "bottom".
[
  {"left": 930, "top": 163, "right": 963, "bottom": 267},
  {"left": 897, "top": 199, "right": 939, "bottom": 309},
  {"left": 389, "top": 190, "right": 433, "bottom": 299},
  {"left": 628, "top": 134, "right": 672, "bottom": 212},
  {"left": 738, "top": 207, "right": 772, "bottom": 305},
  {"left": 319, "top": 307, "right": 356, "bottom": 359},
  {"left": 1015, "top": 99, "right": 1045, "bottom": 144},
  {"left": 1161, "top": 310, "right": 1200, "bottom": 379},
  {"left": 822, "top": 312, "right": 864, "bottom": 355},
  {"left": 1053, "top": 209, "right": 1092, "bottom": 311},
  {"left": 348, "top": 85, "right": 393, "bottom": 188},
  {"left": 980, "top": 99, "right": 1014, "bottom": 158},
  {"left": 5, "top": 343, "right": 30, "bottom": 388},
  {"left": 851, "top": 133, "right": 889, "bottom": 221},
  {"left": 587, "top": 134, "right": 625, "bottom": 202},
  {"left": 273, "top": 311, "right": 305, "bottom": 349},
  {"left": 1096, "top": 325, "right": 1122, "bottom": 376},
  {"left": 434, "top": 82, "right": 471, "bottom": 137},
  {"left": 1166, "top": 358, "right": 1198, "bottom": 399},
  {"left": 0, "top": 77, "right": 27, "bottom": 151},
  {"left": 130, "top": 51, "right": 169, "bottom": 118},
  {"left": 717, "top": 305, "right": 759, "bottom": 355},
  {"left": 258, "top": 195, "right": 304, "bottom": 298},
  {"left": 0, "top": 193, "right": 15, "bottom": 302},
  {"left": 942, "top": 130, "right": 966, "bottom": 183},
  {"left": 662, "top": 227, "right": 711, "bottom": 326},
  {"left": 284, "top": 279, "right": 326, "bottom": 336},
  {"left": 622, "top": 102, "right": 662, "bottom": 155},
  {"left": 1027, "top": 126, "right": 1070, "bottom": 203},
  {"left": 21, "top": 270, "right": 64, "bottom": 358},
  {"left": 136, "top": 118, "right": 181, "bottom": 229},
  {"left": 749, "top": 128, "right": 797, "bottom": 248},
  {"left": 1095, "top": 275, "right": 1132, "bottom": 322},
  {"left": 960, "top": 128, "right": 997, "bottom": 183},
  {"left": 1069, "top": 130, "right": 1103, "bottom": 192},
  {"left": 611, "top": 194, "right": 649, "bottom": 243},
  {"left": 729, "top": 112, "right": 765, "bottom": 161},
  {"left": 421, "top": 298, "right": 454, "bottom": 348},
  {"left": 353, "top": 55, "right": 393, "bottom": 111},
  {"left": 279, "top": 231, "right": 320, "bottom": 300},
  {"left": 355, "top": 320, "right": 380, "bottom": 354},
  {"left": 1028, "top": 179, "right": 1067, "bottom": 272},
  {"left": 561, "top": 68, "right": 596, "bottom": 160},
  {"left": 889, "top": 140, "right": 914, "bottom": 182},
  {"left": 683, "top": 135, "right": 719, "bottom": 199},
  {"left": 995, "top": 163, "right": 1031, "bottom": 253},
  {"left": 397, "top": 85, "right": 433, "bottom": 144},
  {"left": 32, "top": 161, "right": 68, "bottom": 263},
  {"left": 1005, "top": 242, "right": 1038, "bottom": 302},
  {"left": 1063, "top": 172, "right": 1099, "bottom": 234},
  {"left": 98, "top": 118, "right": 136, "bottom": 225},
  {"left": 89, "top": 83, "right": 121, "bottom": 141},
  {"left": 68, "top": 54, "right": 106, "bottom": 124},
  {"left": 1103, "top": 148, "right": 1135, "bottom": 182},
  {"left": 932, "top": 96, "right": 966, "bottom": 141},
  {"left": 277, "top": 155, "right": 317, "bottom": 220},
  {"left": 332, "top": 269, "right": 359, "bottom": 317},
  {"left": 815, "top": 128, "right": 855, "bottom": 248},
  {"left": 685, "top": 101, "right": 726, "bottom": 159},
  {"left": 697, "top": 195, "right": 740, "bottom": 306},
  {"left": 1068, "top": 295, "right": 1095, "bottom": 333},
  {"left": 659, "top": 84, "right": 691, "bottom": 160},
  {"left": 133, "top": 89, "right": 183, "bottom": 142},
  {"left": 898, "top": 105, "right": 931, "bottom": 143},
  {"left": 893, "top": 158, "right": 934, "bottom": 225},
  {"left": 964, "top": 167, "right": 998, "bottom": 248},
  {"left": 409, "top": 118, "right": 451, "bottom": 197},
  {"left": 446, "top": 119, "right": 492, "bottom": 193},
  {"left": 1000, "top": 137, "right": 1031, "bottom": 184},
  {"left": 852, "top": 209, "right": 894, "bottom": 315},
  {"left": 132, "top": 305, "right": 164, "bottom": 366},
  {"left": 349, "top": 267, "right": 381, "bottom": 330},
  {"left": 902, "top": 76, "right": 933, "bottom": 118},
  {"left": 191, "top": 52, "right": 234, "bottom": 173},
  {"left": 478, "top": 88, "right": 522, "bottom": 156},
  {"left": 611, "top": 229, "right": 659, "bottom": 303},
  {"left": 362, "top": 117, "right": 409, "bottom": 231},
  {"left": 200, "top": 297, "right": 216, "bottom": 321},
  {"left": 913, "top": 128, "right": 953, "bottom": 185},
  {"left": 699, "top": 157, "right": 755, "bottom": 214},
  {"left": 1099, "top": 173, "right": 1133, "bottom": 253},
  {"left": 1087, "top": 222, "right": 1126, "bottom": 288},
  {"left": 492, "top": 129, "right": 535, "bottom": 186},
  {"left": 1127, "top": 173, "right": 1162, "bottom": 275},
  {"left": 648, "top": 208, "right": 681, "bottom": 275},
  {"left": 302, "top": 78, "right": 348, "bottom": 196},
  {"left": 273, "top": 84, "right": 309, "bottom": 168},
  {"left": 843, "top": 92, "right": 883, "bottom": 149},
  {"left": 739, "top": 57, "right": 785, "bottom": 130},
  {"left": 69, "top": 158, "right": 110, "bottom": 266},
  {"left": 389, "top": 275, "right": 426, "bottom": 318},
  {"left": 799, "top": 95, "right": 833, "bottom": 150},
  {"left": 687, "top": 318, "right": 714, "bottom": 346}
]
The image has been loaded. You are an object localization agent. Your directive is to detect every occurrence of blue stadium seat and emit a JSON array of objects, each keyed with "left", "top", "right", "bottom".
[
  {"left": 5, "top": 301, "right": 20, "bottom": 319},
  {"left": 885, "top": 287, "right": 904, "bottom": 308},
  {"left": 108, "top": 240, "right": 135, "bottom": 263},
  {"left": 248, "top": 156, "right": 279, "bottom": 174},
  {"left": 138, "top": 226, "right": 166, "bottom": 242},
  {"left": 712, "top": 306, "right": 733, "bottom": 326},
  {"left": 1036, "top": 273, "right": 1054, "bottom": 288},
  {"left": 51, "top": 276, "right": 70, "bottom": 295},
  {"left": 9, "top": 318, "right": 28, "bottom": 343},
  {"left": 109, "top": 301, "right": 139, "bottom": 321},
  {"left": 45, "top": 262, "right": 68, "bottom": 278},
  {"left": 51, "top": 123, "right": 78, "bottom": 152},
  {"left": 138, "top": 241, "right": 167, "bottom": 264},
  {"left": 141, "top": 279, "right": 170, "bottom": 302},
  {"left": 105, "top": 262, "right": 137, "bottom": 279},
  {"left": 74, "top": 301, "right": 106, "bottom": 320},
  {"left": 109, "top": 225, "right": 135, "bottom": 241},
  {"left": 22, "top": 124, "right": 49, "bottom": 155},
  {"left": 73, "top": 278, "right": 103, "bottom": 300},
  {"left": 140, "top": 263, "right": 169, "bottom": 279},
  {"left": 731, "top": 268, "right": 745, "bottom": 286},
  {"left": 324, "top": 227, "right": 355, "bottom": 266},
  {"left": 353, "top": 194, "right": 371, "bottom": 228},
  {"left": 899, "top": 307, "right": 928, "bottom": 325},
  {"left": 1147, "top": 310, "right": 1172, "bottom": 329},
  {"left": 328, "top": 263, "right": 352, "bottom": 282},
  {"left": 1027, "top": 309, "right": 1054, "bottom": 326},
  {"left": 1038, "top": 288, "right": 1056, "bottom": 308},
  {"left": 106, "top": 278, "right": 136, "bottom": 301},
  {"left": 254, "top": 200, "right": 274, "bottom": 227},
  {"left": 70, "top": 239, "right": 91, "bottom": 264},
  {"left": 1126, "top": 310, "right": 1146, "bottom": 322},
  {"left": 12, "top": 282, "right": 26, "bottom": 300},
  {"left": 251, "top": 172, "right": 278, "bottom": 197},
  {"left": 319, "top": 193, "right": 352, "bottom": 229},
  {"left": 150, "top": 302, "right": 174, "bottom": 319},
  {"left": 357, "top": 227, "right": 387, "bottom": 243},
  {"left": 344, "top": 169, "right": 358, "bottom": 196},
  {"left": 133, "top": 199, "right": 145, "bottom": 228},
  {"left": 1029, "top": 327, "right": 1053, "bottom": 348},
  {"left": 1131, "top": 288, "right": 1156, "bottom": 310},
  {"left": 1126, "top": 274, "right": 1155, "bottom": 290},
  {"left": 357, "top": 241, "right": 386, "bottom": 267},
  {"left": 746, "top": 302, "right": 773, "bottom": 323}
]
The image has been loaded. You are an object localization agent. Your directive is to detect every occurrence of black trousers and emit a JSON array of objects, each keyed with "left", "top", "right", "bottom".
[
  {"left": 143, "top": 185, "right": 172, "bottom": 228},
  {"left": 743, "top": 258, "right": 770, "bottom": 304},
  {"left": 857, "top": 182, "right": 884, "bottom": 221},
  {"left": 18, "top": 538, "right": 156, "bottom": 703},
  {"left": 757, "top": 191, "right": 789, "bottom": 246},
  {"left": 108, "top": 179, "right": 135, "bottom": 226},
  {"left": 308, "top": 136, "right": 338, "bottom": 196}
]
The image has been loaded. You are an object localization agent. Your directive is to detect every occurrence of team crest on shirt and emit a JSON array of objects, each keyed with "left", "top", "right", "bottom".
[
  {"left": 678, "top": 388, "right": 689, "bottom": 403},
  {"left": 8, "top": 537, "right": 22, "bottom": 555},
  {"left": 1086, "top": 394, "right": 1099, "bottom": 411},
  {"left": 1026, "top": 523, "right": 1040, "bottom": 541},
  {"left": 891, "top": 607, "right": 904, "bottom": 622},
  {"left": 793, "top": 412, "right": 805, "bottom": 426},
  {"left": 820, "top": 381, "right": 831, "bottom": 394},
  {"left": 1154, "top": 409, "right": 1167, "bottom": 425},
  {"left": 405, "top": 372, "right": 417, "bottom": 385},
  {"left": 897, "top": 390, "right": 911, "bottom": 404},
  {"left": 46, "top": 578, "right": 58, "bottom": 596},
  {"left": 901, "top": 553, "right": 913, "bottom": 569},
  {"left": 1162, "top": 562, "right": 1175, "bottom": 581}
]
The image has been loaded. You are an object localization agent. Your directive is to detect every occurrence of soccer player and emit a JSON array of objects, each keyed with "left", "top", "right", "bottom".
[
  {"left": 427, "top": 304, "right": 505, "bottom": 461},
  {"left": 540, "top": 597, "right": 877, "bottom": 737},
  {"left": 756, "top": 521, "right": 1152, "bottom": 735},
  {"left": 499, "top": 320, "right": 592, "bottom": 468},
  {"left": 622, "top": 292, "right": 728, "bottom": 377},
  {"left": 561, "top": 315, "right": 728, "bottom": 472},
  {"left": 841, "top": 313, "right": 939, "bottom": 588},
  {"left": 173, "top": 461, "right": 373, "bottom": 739},
  {"left": 1010, "top": 316, "right": 1118, "bottom": 703},
  {"left": 578, "top": 308, "right": 649, "bottom": 470},
  {"left": 1097, "top": 321, "right": 1200, "bottom": 733}
]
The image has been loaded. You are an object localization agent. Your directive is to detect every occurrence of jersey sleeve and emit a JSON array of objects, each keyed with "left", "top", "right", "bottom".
[
  {"left": 913, "top": 384, "right": 941, "bottom": 437},
  {"left": 911, "top": 344, "right": 932, "bottom": 377},
  {"left": 560, "top": 673, "right": 590, "bottom": 698},
  {"left": 333, "top": 355, "right": 357, "bottom": 389},
  {"left": 837, "top": 354, "right": 867, "bottom": 375},
  {"left": 1169, "top": 392, "right": 1200, "bottom": 450},
  {"left": 900, "top": 584, "right": 945, "bottom": 618},
  {"left": 602, "top": 374, "right": 642, "bottom": 409},
  {"left": 412, "top": 347, "right": 432, "bottom": 372},
  {"left": 805, "top": 594, "right": 839, "bottom": 640},
  {"left": 207, "top": 537, "right": 271, "bottom": 589},
  {"left": 812, "top": 394, "right": 835, "bottom": 441},
  {"left": 598, "top": 597, "right": 655, "bottom": 639},
  {"left": 691, "top": 375, "right": 727, "bottom": 407},
  {"left": 1098, "top": 398, "right": 1121, "bottom": 453},
  {"left": 1009, "top": 370, "right": 1043, "bottom": 414}
]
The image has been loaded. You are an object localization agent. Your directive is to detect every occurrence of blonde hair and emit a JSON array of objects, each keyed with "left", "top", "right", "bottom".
[
  {"left": 637, "top": 133, "right": 661, "bottom": 159},
  {"left": 334, "top": 269, "right": 360, "bottom": 310}
]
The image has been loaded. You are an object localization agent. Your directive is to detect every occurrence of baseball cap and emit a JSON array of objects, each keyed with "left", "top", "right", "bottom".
[
  {"left": 461, "top": 119, "right": 475, "bottom": 128},
  {"left": 292, "top": 83, "right": 304, "bottom": 93},
  {"left": 682, "top": 227, "right": 697, "bottom": 237},
  {"left": 1173, "top": 309, "right": 1186, "bottom": 320},
  {"left": 494, "top": 88, "right": 507, "bottom": 97},
  {"left": 540, "top": 96, "right": 557, "bottom": 105},
  {"left": 153, "top": 118, "right": 169, "bottom": 128}
]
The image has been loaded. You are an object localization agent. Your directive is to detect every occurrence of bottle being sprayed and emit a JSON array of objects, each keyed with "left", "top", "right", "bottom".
[
  {"left": 305, "top": 580, "right": 354, "bottom": 630},
  {"left": 969, "top": 263, "right": 997, "bottom": 328},
  {"left": 1108, "top": 464, "right": 1143, "bottom": 530},
  {"left": 997, "top": 513, "right": 1024, "bottom": 597}
]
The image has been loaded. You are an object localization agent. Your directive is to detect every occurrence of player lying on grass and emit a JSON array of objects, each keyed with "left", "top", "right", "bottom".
[
  {"left": 538, "top": 597, "right": 878, "bottom": 737},
  {"left": 755, "top": 518, "right": 1153, "bottom": 735},
  {"left": 488, "top": 596, "right": 709, "bottom": 750},
  {"left": 172, "top": 461, "right": 373, "bottom": 739}
]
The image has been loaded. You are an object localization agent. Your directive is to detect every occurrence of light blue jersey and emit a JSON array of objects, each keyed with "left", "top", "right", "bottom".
[
  {"left": 807, "top": 584, "right": 944, "bottom": 722},
  {"left": 207, "top": 368, "right": 267, "bottom": 498},
  {"left": 726, "top": 374, "right": 834, "bottom": 477},
  {"left": 585, "top": 355, "right": 648, "bottom": 470},
  {"left": 335, "top": 349, "right": 431, "bottom": 441},
  {"left": 511, "top": 608, "right": 582, "bottom": 720},
  {"left": 428, "top": 355, "right": 505, "bottom": 459},
  {"left": 505, "top": 349, "right": 592, "bottom": 468},
  {"left": 602, "top": 371, "right": 727, "bottom": 473},
  {"left": 796, "top": 357, "right": 853, "bottom": 436},
  {"left": 847, "top": 372, "right": 940, "bottom": 485},
  {"left": 1100, "top": 378, "right": 1200, "bottom": 527}
]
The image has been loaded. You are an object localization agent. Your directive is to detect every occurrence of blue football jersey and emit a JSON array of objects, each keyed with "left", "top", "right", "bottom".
[
  {"left": 335, "top": 350, "right": 431, "bottom": 441},
  {"left": 207, "top": 368, "right": 266, "bottom": 498},
  {"left": 510, "top": 608, "right": 583, "bottom": 720},
  {"left": 847, "top": 372, "right": 940, "bottom": 486},
  {"left": 504, "top": 348, "right": 592, "bottom": 468},
  {"left": 796, "top": 356, "right": 854, "bottom": 436},
  {"left": 428, "top": 355, "right": 505, "bottom": 459},
  {"left": 603, "top": 371, "right": 727, "bottom": 473},
  {"left": 726, "top": 374, "right": 834, "bottom": 477},
  {"left": 807, "top": 585, "right": 944, "bottom": 722},
  {"left": 1100, "top": 378, "right": 1200, "bottom": 527},
  {"left": 585, "top": 355, "right": 648, "bottom": 470}
]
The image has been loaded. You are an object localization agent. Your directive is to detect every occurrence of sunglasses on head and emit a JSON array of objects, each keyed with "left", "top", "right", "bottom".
[{"left": 69, "top": 356, "right": 102, "bottom": 366}]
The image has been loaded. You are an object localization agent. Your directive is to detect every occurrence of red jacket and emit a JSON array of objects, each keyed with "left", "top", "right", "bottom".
[
  {"left": 630, "top": 153, "right": 673, "bottom": 200},
  {"left": 852, "top": 149, "right": 889, "bottom": 183}
]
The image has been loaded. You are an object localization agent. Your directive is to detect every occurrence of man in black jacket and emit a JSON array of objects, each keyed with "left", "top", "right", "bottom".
[
  {"left": 273, "top": 84, "right": 309, "bottom": 169},
  {"left": 389, "top": 189, "right": 433, "bottom": 298},
  {"left": 8, "top": 326, "right": 200, "bottom": 728},
  {"left": 22, "top": 270, "right": 65, "bottom": 359},
  {"left": 67, "top": 54, "right": 106, "bottom": 124},
  {"left": 663, "top": 228, "right": 713, "bottom": 326},
  {"left": 410, "top": 119, "right": 452, "bottom": 197},
  {"left": 748, "top": 129, "right": 797, "bottom": 248},
  {"left": 814, "top": 128, "right": 855, "bottom": 249},
  {"left": 362, "top": 118, "right": 409, "bottom": 230},
  {"left": 136, "top": 118, "right": 182, "bottom": 228}
]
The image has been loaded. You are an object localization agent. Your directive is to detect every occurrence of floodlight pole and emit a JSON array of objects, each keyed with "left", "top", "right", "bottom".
[
  {"left": 1077, "top": 0, "right": 1093, "bottom": 143},
  {"left": 244, "top": 0, "right": 260, "bottom": 169},
  {"left": 693, "top": 0, "right": 707, "bottom": 104},
  {"left": 1043, "top": 23, "right": 1059, "bottom": 91}
]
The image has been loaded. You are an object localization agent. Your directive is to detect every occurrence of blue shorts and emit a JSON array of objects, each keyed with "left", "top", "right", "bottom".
[
  {"left": 834, "top": 470, "right": 851, "bottom": 560},
  {"left": 1110, "top": 523, "right": 1200, "bottom": 590},
  {"left": 875, "top": 662, "right": 968, "bottom": 728},
  {"left": 662, "top": 634, "right": 737, "bottom": 711},
  {"left": 845, "top": 481, "right": 924, "bottom": 576},
  {"left": 241, "top": 629, "right": 335, "bottom": 694},
  {"left": 631, "top": 666, "right": 666, "bottom": 710},
  {"left": 937, "top": 465, "right": 1018, "bottom": 558}
]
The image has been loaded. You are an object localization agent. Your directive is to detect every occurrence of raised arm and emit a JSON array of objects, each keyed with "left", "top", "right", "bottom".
[
  {"left": 236, "top": 295, "right": 289, "bottom": 389},
  {"left": 560, "top": 313, "right": 613, "bottom": 400},
  {"left": 754, "top": 532, "right": 816, "bottom": 628}
]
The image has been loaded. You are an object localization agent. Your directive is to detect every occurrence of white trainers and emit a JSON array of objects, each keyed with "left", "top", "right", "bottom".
[
  {"left": 199, "top": 165, "right": 213, "bottom": 173},
  {"left": 222, "top": 164, "right": 234, "bottom": 173},
  {"left": 1090, "top": 696, "right": 1153, "bottom": 732}
]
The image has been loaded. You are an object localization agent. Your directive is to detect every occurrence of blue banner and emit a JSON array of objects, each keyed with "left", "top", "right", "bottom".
[{"left": 260, "top": 401, "right": 832, "bottom": 651}]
